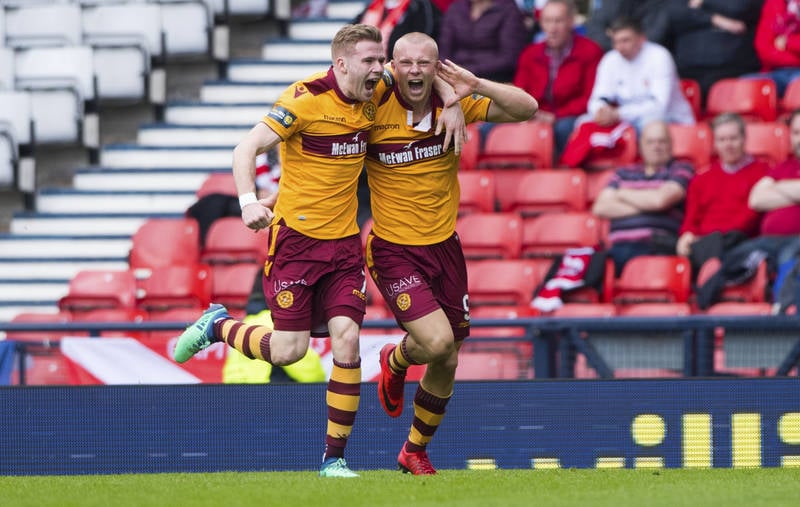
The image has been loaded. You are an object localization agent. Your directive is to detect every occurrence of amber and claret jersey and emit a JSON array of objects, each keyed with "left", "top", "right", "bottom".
[
  {"left": 366, "top": 89, "right": 490, "bottom": 245},
  {"left": 262, "top": 68, "right": 388, "bottom": 240}
]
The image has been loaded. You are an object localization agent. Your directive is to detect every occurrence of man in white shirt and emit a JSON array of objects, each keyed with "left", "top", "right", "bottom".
[{"left": 585, "top": 16, "right": 695, "bottom": 131}]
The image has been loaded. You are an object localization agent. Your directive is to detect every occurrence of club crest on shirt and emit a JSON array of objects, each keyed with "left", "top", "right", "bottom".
[
  {"left": 396, "top": 293, "right": 411, "bottom": 311},
  {"left": 268, "top": 106, "right": 297, "bottom": 128},
  {"left": 363, "top": 102, "right": 377, "bottom": 121},
  {"left": 276, "top": 290, "right": 294, "bottom": 309}
]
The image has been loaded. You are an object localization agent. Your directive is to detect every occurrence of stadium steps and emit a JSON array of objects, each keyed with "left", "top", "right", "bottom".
[
  {"left": 137, "top": 124, "right": 250, "bottom": 146},
  {"left": 73, "top": 168, "right": 228, "bottom": 193},
  {"left": 164, "top": 101, "right": 272, "bottom": 126}
]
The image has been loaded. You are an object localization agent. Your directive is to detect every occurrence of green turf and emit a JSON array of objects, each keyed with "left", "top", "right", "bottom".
[{"left": 2, "top": 468, "right": 799, "bottom": 507}]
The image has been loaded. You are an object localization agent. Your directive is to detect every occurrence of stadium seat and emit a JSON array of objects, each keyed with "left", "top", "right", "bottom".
[
  {"left": 521, "top": 212, "right": 603, "bottom": 258},
  {"left": 669, "top": 123, "right": 713, "bottom": 169},
  {"left": 616, "top": 303, "right": 692, "bottom": 317},
  {"left": 70, "top": 307, "right": 147, "bottom": 339},
  {"left": 129, "top": 218, "right": 201, "bottom": 276},
  {"left": 477, "top": 120, "right": 554, "bottom": 169},
  {"left": 58, "top": 270, "right": 138, "bottom": 314},
  {"left": 7, "top": 313, "right": 73, "bottom": 385},
  {"left": 696, "top": 257, "right": 769, "bottom": 304},
  {"left": 469, "top": 304, "right": 539, "bottom": 338},
  {"left": 145, "top": 307, "right": 206, "bottom": 342},
  {"left": 780, "top": 78, "right": 800, "bottom": 118},
  {"left": 201, "top": 216, "right": 267, "bottom": 265},
  {"left": 136, "top": 265, "right": 212, "bottom": 314},
  {"left": 467, "top": 259, "right": 542, "bottom": 306},
  {"left": 745, "top": 122, "right": 790, "bottom": 166},
  {"left": 610, "top": 256, "right": 691, "bottom": 304},
  {"left": 551, "top": 303, "right": 617, "bottom": 318},
  {"left": 497, "top": 169, "right": 587, "bottom": 215},
  {"left": 456, "top": 212, "right": 523, "bottom": 259},
  {"left": 584, "top": 168, "right": 616, "bottom": 206},
  {"left": 196, "top": 172, "right": 237, "bottom": 198},
  {"left": 455, "top": 351, "right": 524, "bottom": 380},
  {"left": 680, "top": 78, "right": 702, "bottom": 121},
  {"left": 457, "top": 170, "right": 496, "bottom": 214},
  {"left": 210, "top": 263, "right": 262, "bottom": 313},
  {"left": 581, "top": 123, "right": 637, "bottom": 171},
  {"left": 704, "top": 302, "right": 772, "bottom": 316},
  {"left": 706, "top": 78, "right": 778, "bottom": 122},
  {"left": 458, "top": 122, "right": 482, "bottom": 171},
  {"left": 7, "top": 311, "right": 72, "bottom": 343}
]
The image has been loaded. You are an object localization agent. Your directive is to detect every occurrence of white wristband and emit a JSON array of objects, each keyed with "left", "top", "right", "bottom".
[{"left": 238, "top": 192, "right": 258, "bottom": 208}]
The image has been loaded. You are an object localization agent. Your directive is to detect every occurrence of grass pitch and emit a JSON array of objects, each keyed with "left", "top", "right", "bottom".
[{"left": 2, "top": 468, "right": 800, "bottom": 507}]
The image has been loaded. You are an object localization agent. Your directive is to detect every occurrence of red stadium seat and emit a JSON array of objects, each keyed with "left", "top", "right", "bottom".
[
  {"left": 706, "top": 77, "right": 777, "bottom": 122},
  {"left": 69, "top": 307, "right": 147, "bottom": 338},
  {"left": 455, "top": 351, "right": 525, "bottom": 380},
  {"left": 780, "top": 78, "right": 800, "bottom": 118},
  {"left": 129, "top": 218, "right": 200, "bottom": 276},
  {"left": 584, "top": 168, "right": 616, "bottom": 206},
  {"left": 469, "top": 304, "right": 539, "bottom": 338},
  {"left": 7, "top": 311, "right": 72, "bottom": 342},
  {"left": 704, "top": 302, "right": 772, "bottom": 316},
  {"left": 616, "top": 303, "right": 692, "bottom": 317},
  {"left": 458, "top": 122, "right": 482, "bottom": 171},
  {"left": 669, "top": 123, "right": 713, "bottom": 169},
  {"left": 7, "top": 312, "right": 74, "bottom": 385},
  {"left": 497, "top": 169, "right": 587, "bottom": 215},
  {"left": 745, "top": 122, "right": 790, "bottom": 166},
  {"left": 680, "top": 78, "right": 702, "bottom": 121},
  {"left": 210, "top": 263, "right": 262, "bottom": 312},
  {"left": 58, "top": 269, "right": 138, "bottom": 314},
  {"left": 521, "top": 212, "right": 603, "bottom": 258},
  {"left": 477, "top": 120, "right": 554, "bottom": 169},
  {"left": 456, "top": 212, "right": 523, "bottom": 259},
  {"left": 200, "top": 216, "right": 267, "bottom": 265},
  {"left": 610, "top": 256, "right": 691, "bottom": 304},
  {"left": 457, "top": 170, "right": 495, "bottom": 214},
  {"left": 551, "top": 303, "right": 617, "bottom": 318},
  {"left": 146, "top": 307, "right": 206, "bottom": 342},
  {"left": 467, "top": 259, "right": 542, "bottom": 307},
  {"left": 136, "top": 264, "right": 212, "bottom": 313},
  {"left": 696, "top": 257, "right": 769, "bottom": 304},
  {"left": 196, "top": 172, "right": 236, "bottom": 198}
]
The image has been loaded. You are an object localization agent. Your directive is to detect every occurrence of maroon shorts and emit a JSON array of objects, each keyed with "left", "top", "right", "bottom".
[
  {"left": 263, "top": 224, "right": 366, "bottom": 336},
  {"left": 366, "top": 232, "right": 470, "bottom": 341}
]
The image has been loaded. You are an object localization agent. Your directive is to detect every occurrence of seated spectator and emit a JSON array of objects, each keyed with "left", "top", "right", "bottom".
[
  {"left": 354, "top": 0, "right": 443, "bottom": 57},
  {"left": 584, "top": 0, "right": 671, "bottom": 51},
  {"left": 560, "top": 17, "right": 694, "bottom": 167},
  {"left": 753, "top": 0, "right": 800, "bottom": 96},
  {"left": 666, "top": 0, "right": 762, "bottom": 105},
  {"left": 697, "top": 109, "right": 800, "bottom": 309},
  {"left": 591, "top": 120, "right": 694, "bottom": 275},
  {"left": 512, "top": 0, "right": 604, "bottom": 157},
  {"left": 677, "top": 113, "right": 768, "bottom": 275},
  {"left": 437, "top": 0, "right": 529, "bottom": 83}
]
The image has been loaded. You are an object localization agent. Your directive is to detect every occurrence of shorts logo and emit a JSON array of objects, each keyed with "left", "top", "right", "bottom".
[
  {"left": 267, "top": 106, "right": 297, "bottom": 128},
  {"left": 276, "top": 290, "right": 294, "bottom": 309},
  {"left": 363, "top": 102, "right": 376, "bottom": 121},
  {"left": 396, "top": 293, "right": 411, "bottom": 312}
]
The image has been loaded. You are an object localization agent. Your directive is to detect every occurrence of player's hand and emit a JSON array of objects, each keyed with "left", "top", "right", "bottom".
[
  {"left": 241, "top": 202, "right": 273, "bottom": 231},
  {"left": 436, "top": 102, "right": 467, "bottom": 156},
  {"left": 437, "top": 59, "right": 479, "bottom": 106}
]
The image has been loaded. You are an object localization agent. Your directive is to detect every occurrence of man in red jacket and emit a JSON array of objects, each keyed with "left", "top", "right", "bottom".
[{"left": 513, "top": 0, "right": 603, "bottom": 158}]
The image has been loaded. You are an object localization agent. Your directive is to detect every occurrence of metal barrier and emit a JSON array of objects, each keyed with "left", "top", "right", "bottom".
[{"left": 1, "top": 315, "right": 800, "bottom": 384}]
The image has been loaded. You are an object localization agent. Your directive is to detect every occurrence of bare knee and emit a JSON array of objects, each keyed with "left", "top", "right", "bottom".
[
  {"left": 415, "top": 331, "right": 456, "bottom": 362},
  {"left": 269, "top": 343, "right": 308, "bottom": 366}
]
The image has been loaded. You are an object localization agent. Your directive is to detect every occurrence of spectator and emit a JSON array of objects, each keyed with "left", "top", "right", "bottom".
[
  {"left": 591, "top": 119, "right": 694, "bottom": 275},
  {"left": 753, "top": 0, "right": 800, "bottom": 96},
  {"left": 560, "top": 17, "right": 694, "bottom": 168},
  {"left": 585, "top": 16, "right": 695, "bottom": 131},
  {"left": 667, "top": 0, "right": 762, "bottom": 105},
  {"left": 437, "top": 0, "right": 529, "bottom": 82},
  {"left": 696, "top": 109, "right": 800, "bottom": 309},
  {"left": 677, "top": 113, "right": 768, "bottom": 275},
  {"left": 354, "top": 0, "right": 443, "bottom": 57},
  {"left": 584, "top": 0, "right": 672, "bottom": 51},
  {"left": 513, "top": 0, "right": 604, "bottom": 156}
]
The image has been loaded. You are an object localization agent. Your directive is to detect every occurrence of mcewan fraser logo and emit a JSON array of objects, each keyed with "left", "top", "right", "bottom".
[
  {"left": 301, "top": 131, "right": 369, "bottom": 157},
  {"left": 367, "top": 135, "right": 446, "bottom": 166}
]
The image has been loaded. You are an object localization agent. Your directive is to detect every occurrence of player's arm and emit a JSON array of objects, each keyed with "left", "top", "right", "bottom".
[
  {"left": 232, "top": 121, "right": 282, "bottom": 230},
  {"left": 437, "top": 59, "right": 537, "bottom": 123}
]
